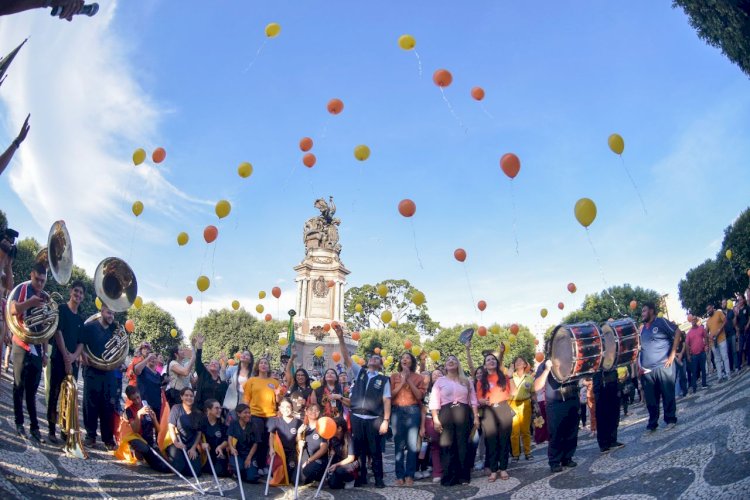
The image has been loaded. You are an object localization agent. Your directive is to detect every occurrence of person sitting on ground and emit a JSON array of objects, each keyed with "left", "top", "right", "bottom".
[
  {"left": 227, "top": 403, "right": 260, "bottom": 483},
  {"left": 166, "top": 387, "right": 203, "bottom": 477},
  {"left": 267, "top": 398, "right": 302, "bottom": 484},
  {"left": 298, "top": 403, "right": 329, "bottom": 485},
  {"left": 200, "top": 398, "right": 228, "bottom": 477},
  {"left": 327, "top": 416, "right": 358, "bottom": 489},
  {"left": 116, "top": 385, "right": 169, "bottom": 472}
]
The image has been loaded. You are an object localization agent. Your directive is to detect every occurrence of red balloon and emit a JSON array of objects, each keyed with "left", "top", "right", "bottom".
[
  {"left": 303, "top": 153, "right": 316, "bottom": 168},
  {"left": 317, "top": 416, "right": 336, "bottom": 439},
  {"left": 327, "top": 280, "right": 335, "bottom": 288},
  {"left": 478, "top": 326, "right": 487, "bottom": 337},
  {"left": 323, "top": 323, "right": 331, "bottom": 332},
  {"left": 629, "top": 300, "right": 637, "bottom": 311},
  {"left": 454, "top": 248, "right": 467, "bottom": 262},
  {"left": 558, "top": 302, "right": 565, "bottom": 310},
  {"left": 500, "top": 153, "right": 520, "bottom": 179},
  {"left": 327, "top": 98, "right": 344, "bottom": 115},
  {"left": 264, "top": 313, "right": 272, "bottom": 321},
  {"left": 510, "top": 324, "right": 519, "bottom": 335},
  {"left": 535, "top": 352, "right": 544, "bottom": 363},
  {"left": 432, "top": 69, "right": 453, "bottom": 88},
  {"left": 471, "top": 87, "right": 485, "bottom": 101},
  {"left": 567, "top": 282, "right": 577, "bottom": 293},
  {"left": 203, "top": 225, "right": 218, "bottom": 243},
  {"left": 125, "top": 319, "right": 135, "bottom": 333},
  {"left": 477, "top": 300, "right": 487, "bottom": 311},
  {"left": 152, "top": 147, "right": 166, "bottom": 164},
  {"left": 300, "top": 137, "right": 313, "bottom": 152},
  {"left": 186, "top": 295, "right": 193, "bottom": 305},
  {"left": 398, "top": 199, "right": 416, "bottom": 218},
  {"left": 272, "top": 286, "right": 281, "bottom": 299}
]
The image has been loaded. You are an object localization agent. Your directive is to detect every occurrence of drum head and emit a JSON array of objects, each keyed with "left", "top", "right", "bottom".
[
  {"left": 600, "top": 323, "right": 616, "bottom": 371},
  {"left": 550, "top": 326, "right": 574, "bottom": 383}
]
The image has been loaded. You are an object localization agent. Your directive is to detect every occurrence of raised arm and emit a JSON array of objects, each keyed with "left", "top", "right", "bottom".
[
  {"left": 332, "top": 323, "right": 352, "bottom": 369},
  {"left": 534, "top": 360, "right": 551, "bottom": 393},
  {"left": 465, "top": 339, "right": 475, "bottom": 375},
  {"left": 284, "top": 347, "right": 297, "bottom": 387}
]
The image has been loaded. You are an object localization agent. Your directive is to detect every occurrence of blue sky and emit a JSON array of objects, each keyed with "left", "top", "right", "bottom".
[{"left": 1, "top": 1, "right": 749, "bottom": 336}]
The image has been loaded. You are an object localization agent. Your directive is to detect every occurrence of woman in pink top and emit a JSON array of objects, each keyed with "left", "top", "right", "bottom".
[{"left": 429, "top": 354, "right": 479, "bottom": 486}]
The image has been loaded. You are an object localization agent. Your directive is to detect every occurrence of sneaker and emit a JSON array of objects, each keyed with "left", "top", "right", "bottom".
[
  {"left": 645, "top": 427, "right": 657, "bottom": 434},
  {"left": 47, "top": 432, "right": 60, "bottom": 445},
  {"left": 610, "top": 442, "right": 625, "bottom": 450},
  {"left": 413, "top": 471, "right": 423, "bottom": 480},
  {"left": 665, "top": 423, "right": 677, "bottom": 431},
  {"left": 525, "top": 454, "right": 534, "bottom": 460},
  {"left": 432, "top": 477, "right": 441, "bottom": 484},
  {"left": 16, "top": 425, "right": 26, "bottom": 437},
  {"left": 600, "top": 447, "right": 611, "bottom": 453},
  {"left": 375, "top": 480, "right": 386, "bottom": 489},
  {"left": 562, "top": 460, "right": 577, "bottom": 468},
  {"left": 104, "top": 442, "right": 117, "bottom": 451},
  {"left": 550, "top": 464, "right": 563, "bottom": 473},
  {"left": 29, "top": 429, "right": 45, "bottom": 444},
  {"left": 84, "top": 436, "right": 96, "bottom": 447},
  {"left": 512, "top": 456, "right": 520, "bottom": 462},
  {"left": 344, "top": 481, "right": 355, "bottom": 489}
]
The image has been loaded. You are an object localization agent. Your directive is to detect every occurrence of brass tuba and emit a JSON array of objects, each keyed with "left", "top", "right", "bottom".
[
  {"left": 4, "top": 221, "right": 73, "bottom": 344},
  {"left": 82, "top": 257, "right": 136, "bottom": 370},
  {"left": 58, "top": 374, "right": 87, "bottom": 459}
]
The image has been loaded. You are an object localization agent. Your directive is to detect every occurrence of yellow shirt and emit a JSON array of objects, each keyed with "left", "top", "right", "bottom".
[
  {"left": 512, "top": 373, "right": 534, "bottom": 401},
  {"left": 706, "top": 310, "right": 726, "bottom": 344},
  {"left": 243, "top": 377, "right": 279, "bottom": 417}
]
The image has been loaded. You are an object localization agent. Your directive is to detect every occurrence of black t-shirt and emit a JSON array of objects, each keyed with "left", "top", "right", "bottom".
[
  {"left": 737, "top": 306, "right": 749, "bottom": 334},
  {"left": 725, "top": 309, "right": 736, "bottom": 335},
  {"left": 266, "top": 416, "right": 302, "bottom": 452},
  {"left": 126, "top": 405, "right": 155, "bottom": 446},
  {"left": 51, "top": 303, "right": 83, "bottom": 360},
  {"left": 303, "top": 422, "right": 327, "bottom": 459},
  {"left": 536, "top": 363, "right": 579, "bottom": 403},
  {"left": 82, "top": 319, "right": 116, "bottom": 378},
  {"left": 330, "top": 435, "right": 354, "bottom": 464},
  {"left": 168, "top": 405, "right": 202, "bottom": 449},
  {"left": 228, "top": 420, "right": 255, "bottom": 457},
  {"left": 201, "top": 416, "right": 226, "bottom": 452},
  {"left": 287, "top": 386, "right": 312, "bottom": 416}
]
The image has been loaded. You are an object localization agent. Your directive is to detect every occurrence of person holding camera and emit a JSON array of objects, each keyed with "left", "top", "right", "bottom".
[{"left": 134, "top": 350, "right": 163, "bottom": 424}]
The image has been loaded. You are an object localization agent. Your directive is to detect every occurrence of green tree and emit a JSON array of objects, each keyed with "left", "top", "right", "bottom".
[
  {"left": 343, "top": 279, "right": 439, "bottom": 335},
  {"left": 562, "top": 284, "right": 661, "bottom": 324},
  {"left": 679, "top": 207, "right": 750, "bottom": 313},
  {"left": 126, "top": 302, "right": 182, "bottom": 356},
  {"left": 673, "top": 1, "right": 750, "bottom": 77},
  {"left": 192, "top": 308, "right": 284, "bottom": 367},
  {"left": 354, "top": 327, "right": 423, "bottom": 373},
  {"left": 423, "top": 324, "right": 536, "bottom": 373}
]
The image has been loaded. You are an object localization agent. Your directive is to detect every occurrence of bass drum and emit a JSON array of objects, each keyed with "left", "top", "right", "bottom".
[
  {"left": 600, "top": 318, "right": 640, "bottom": 371},
  {"left": 548, "top": 322, "right": 603, "bottom": 384}
]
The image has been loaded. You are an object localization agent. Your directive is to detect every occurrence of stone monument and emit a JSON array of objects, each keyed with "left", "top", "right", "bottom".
[{"left": 285, "top": 197, "right": 357, "bottom": 373}]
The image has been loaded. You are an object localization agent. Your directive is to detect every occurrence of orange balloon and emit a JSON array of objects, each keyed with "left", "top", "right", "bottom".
[
  {"left": 264, "top": 313, "right": 272, "bottom": 321},
  {"left": 186, "top": 295, "right": 193, "bottom": 305},
  {"left": 331, "top": 320, "right": 339, "bottom": 328},
  {"left": 558, "top": 302, "right": 565, "bottom": 310},
  {"left": 477, "top": 300, "right": 487, "bottom": 311},
  {"left": 327, "top": 98, "right": 344, "bottom": 115},
  {"left": 125, "top": 319, "right": 135, "bottom": 333},
  {"left": 332, "top": 352, "right": 342, "bottom": 363},
  {"left": 534, "top": 339, "right": 539, "bottom": 346},
  {"left": 510, "top": 324, "right": 519, "bottom": 335},
  {"left": 629, "top": 300, "right": 638, "bottom": 311},
  {"left": 317, "top": 416, "right": 336, "bottom": 440},
  {"left": 471, "top": 87, "right": 485, "bottom": 101},
  {"left": 567, "top": 282, "right": 577, "bottom": 293},
  {"left": 323, "top": 323, "right": 331, "bottom": 332},
  {"left": 404, "top": 339, "right": 413, "bottom": 349},
  {"left": 500, "top": 153, "right": 520, "bottom": 179},
  {"left": 352, "top": 331, "right": 361, "bottom": 341},
  {"left": 234, "top": 353, "right": 241, "bottom": 360},
  {"left": 454, "top": 248, "right": 467, "bottom": 262},
  {"left": 303, "top": 153, "right": 316, "bottom": 168},
  {"left": 535, "top": 352, "right": 544, "bottom": 363},
  {"left": 300, "top": 137, "right": 313, "bottom": 152},
  {"left": 327, "top": 280, "right": 335, "bottom": 288},
  {"left": 374, "top": 347, "right": 381, "bottom": 355},
  {"left": 272, "top": 287, "right": 281, "bottom": 299},
  {"left": 478, "top": 326, "right": 487, "bottom": 336},
  {"left": 432, "top": 69, "right": 453, "bottom": 87},
  {"left": 228, "top": 359, "right": 236, "bottom": 366},
  {"left": 398, "top": 199, "right": 416, "bottom": 218},
  {"left": 204, "top": 225, "right": 218, "bottom": 244},
  {"left": 152, "top": 147, "right": 166, "bottom": 163}
]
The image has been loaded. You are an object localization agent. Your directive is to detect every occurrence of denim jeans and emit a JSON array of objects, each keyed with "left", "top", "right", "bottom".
[
  {"left": 392, "top": 405, "right": 421, "bottom": 480},
  {"left": 726, "top": 335, "right": 737, "bottom": 372},
  {"left": 712, "top": 341, "right": 730, "bottom": 380},
  {"left": 689, "top": 351, "right": 707, "bottom": 390},
  {"left": 675, "top": 359, "right": 688, "bottom": 397}
]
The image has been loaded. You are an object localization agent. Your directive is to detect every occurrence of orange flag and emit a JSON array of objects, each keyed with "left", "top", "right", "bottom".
[
  {"left": 114, "top": 416, "right": 147, "bottom": 464},
  {"left": 157, "top": 390, "right": 172, "bottom": 454},
  {"left": 269, "top": 433, "right": 289, "bottom": 486}
]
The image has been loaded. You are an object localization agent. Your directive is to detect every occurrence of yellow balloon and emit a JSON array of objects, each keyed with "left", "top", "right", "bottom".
[
  {"left": 574, "top": 198, "right": 597, "bottom": 228},
  {"left": 490, "top": 325, "right": 500, "bottom": 335},
  {"left": 385, "top": 356, "right": 393, "bottom": 366},
  {"left": 256, "top": 304, "right": 264, "bottom": 313},
  {"left": 351, "top": 354, "right": 360, "bottom": 364},
  {"left": 238, "top": 162, "right": 253, "bottom": 178},
  {"left": 265, "top": 22, "right": 281, "bottom": 38},
  {"left": 411, "top": 291, "right": 425, "bottom": 306},
  {"left": 657, "top": 312, "right": 664, "bottom": 318},
  {"left": 411, "top": 345, "right": 422, "bottom": 356},
  {"left": 377, "top": 284, "right": 388, "bottom": 297},
  {"left": 259, "top": 291, "right": 267, "bottom": 299},
  {"left": 398, "top": 34, "right": 416, "bottom": 50},
  {"left": 355, "top": 303, "right": 363, "bottom": 313},
  {"left": 429, "top": 350, "right": 440, "bottom": 362},
  {"left": 170, "top": 328, "right": 177, "bottom": 338},
  {"left": 177, "top": 232, "right": 189, "bottom": 246},
  {"left": 132, "top": 148, "right": 146, "bottom": 166},
  {"left": 354, "top": 144, "right": 370, "bottom": 161},
  {"left": 608, "top": 133, "right": 624, "bottom": 155},
  {"left": 232, "top": 300, "right": 240, "bottom": 310},
  {"left": 726, "top": 249, "right": 733, "bottom": 260},
  {"left": 215, "top": 200, "right": 232, "bottom": 219},
  {"left": 95, "top": 297, "right": 102, "bottom": 310},
  {"left": 381, "top": 310, "right": 393, "bottom": 324},
  {"left": 279, "top": 338, "right": 288, "bottom": 347},
  {"left": 379, "top": 349, "right": 388, "bottom": 360},
  {"left": 133, "top": 296, "right": 143, "bottom": 309},
  {"left": 314, "top": 346, "right": 324, "bottom": 358},
  {"left": 540, "top": 308, "right": 548, "bottom": 318},
  {"left": 389, "top": 321, "right": 397, "bottom": 328},
  {"left": 132, "top": 201, "right": 144, "bottom": 217},
  {"left": 197, "top": 275, "right": 210, "bottom": 292},
  {"left": 311, "top": 380, "right": 321, "bottom": 389},
  {"left": 727, "top": 299, "right": 734, "bottom": 309}
]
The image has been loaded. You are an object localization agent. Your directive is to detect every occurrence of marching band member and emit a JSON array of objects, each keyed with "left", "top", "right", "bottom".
[
  {"left": 9, "top": 262, "right": 49, "bottom": 443},
  {"left": 47, "top": 280, "right": 85, "bottom": 444}
]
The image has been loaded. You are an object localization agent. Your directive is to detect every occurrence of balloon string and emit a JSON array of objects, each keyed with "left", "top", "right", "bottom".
[
  {"left": 243, "top": 39, "right": 267, "bottom": 73},
  {"left": 480, "top": 103, "right": 495, "bottom": 120},
  {"left": 619, "top": 156, "right": 647, "bottom": 215},
  {"left": 439, "top": 87, "right": 467, "bottom": 133},
  {"left": 585, "top": 229, "right": 623, "bottom": 317},
  {"left": 462, "top": 263, "right": 477, "bottom": 313},
  {"left": 409, "top": 219, "right": 424, "bottom": 270},
  {"left": 510, "top": 181, "right": 519, "bottom": 256},
  {"left": 414, "top": 51, "right": 423, "bottom": 78},
  {"left": 199, "top": 242, "right": 209, "bottom": 276},
  {"left": 320, "top": 117, "right": 330, "bottom": 139},
  {"left": 351, "top": 163, "right": 364, "bottom": 213}
]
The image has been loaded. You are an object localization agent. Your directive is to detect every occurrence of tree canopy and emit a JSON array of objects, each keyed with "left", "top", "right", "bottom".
[
  {"left": 344, "top": 279, "right": 439, "bottom": 335},
  {"left": 679, "top": 207, "right": 750, "bottom": 314},
  {"left": 673, "top": 1, "right": 750, "bottom": 77},
  {"left": 126, "top": 302, "right": 182, "bottom": 355},
  {"left": 561, "top": 284, "right": 662, "bottom": 324}
]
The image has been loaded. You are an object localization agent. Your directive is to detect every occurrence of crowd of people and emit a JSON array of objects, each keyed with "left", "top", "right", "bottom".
[{"left": 1, "top": 215, "right": 750, "bottom": 493}]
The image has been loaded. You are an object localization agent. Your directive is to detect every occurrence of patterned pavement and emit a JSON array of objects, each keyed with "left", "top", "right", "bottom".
[{"left": 0, "top": 367, "right": 748, "bottom": 499}]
